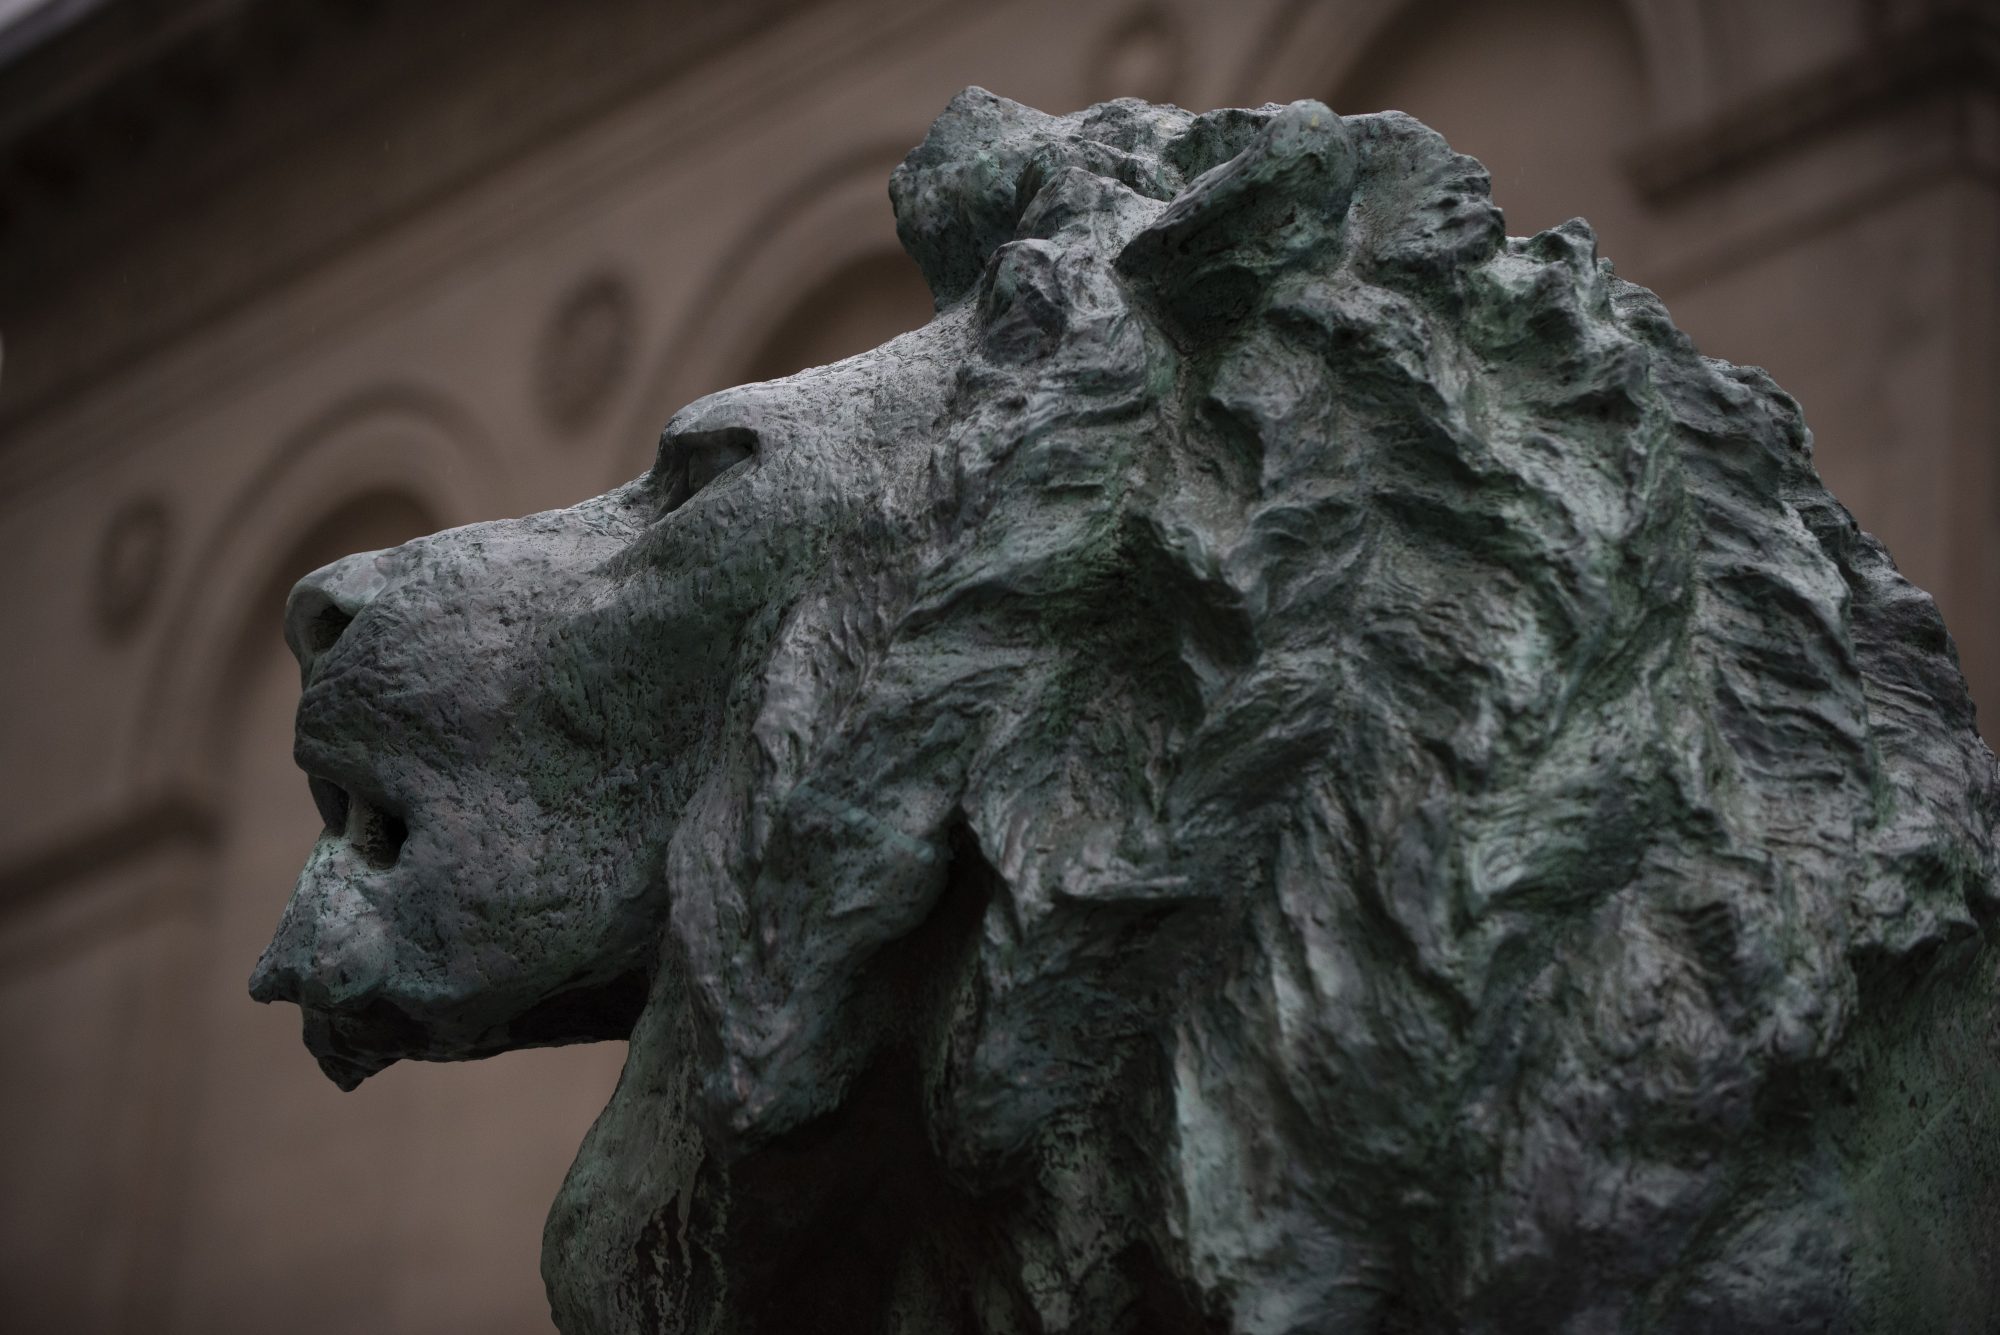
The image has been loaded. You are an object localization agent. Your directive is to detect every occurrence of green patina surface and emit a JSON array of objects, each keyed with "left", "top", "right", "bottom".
[{"left": 252, "top": 90, "right": 2000, "bottom": 1333}]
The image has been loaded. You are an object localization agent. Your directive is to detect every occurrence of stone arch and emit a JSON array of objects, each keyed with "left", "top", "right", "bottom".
[
  {"left": 736, "top": 249, "right": 937, "bottom": 388},
  {"left": 100, "top": 385, "right": 503, "bottom": 1325},
  {"left": 203, "top": 490, "right": 442, "bottom": 773},
  {"left": 138, "top": 397, "right": 626, "bottom": 1331},
  {"left": 1231, "top": 0, "right": 1714, "bottom": 128},
  {"left": 609, "top": 141, "right": 933, "bottom": 487},
  {"left": 127, "top": 384, "right": 502, "bottom": 800}
]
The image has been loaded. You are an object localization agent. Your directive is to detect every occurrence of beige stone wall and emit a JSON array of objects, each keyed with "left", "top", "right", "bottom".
[{"left": 1, "top": 0, "right": 1994, "bottom": 1329}]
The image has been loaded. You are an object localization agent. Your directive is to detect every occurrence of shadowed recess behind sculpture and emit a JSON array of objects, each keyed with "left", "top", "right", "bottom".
[{"left": 249, "top": 88, "right": 2000, "bottom": 1333}]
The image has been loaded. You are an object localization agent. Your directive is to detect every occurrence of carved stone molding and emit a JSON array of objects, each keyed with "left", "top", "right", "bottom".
[
  {"left": 0, "top": 792, "right": 217, "bottom": 950},
  {"left": 618, "top": 140, "right": 921, "bottom": 490},
  {"left": 124, "top": 384, "right": 491, "bottom": 793},
  {"left": 0, "top": 0, "right": 819, "bottom": 442},
  {"left": 1232, "top": 0, "right": 1713, "bottom": 127},
  {"left": 0, "top": 0, "right": 961, "bottom": 504}
]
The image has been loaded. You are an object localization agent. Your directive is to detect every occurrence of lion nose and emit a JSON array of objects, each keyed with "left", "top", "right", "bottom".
[
  {"left": 247, "top": 942, "right": 290, "bottom": 1005},
  {"left": 249, "top": 835, "right": 393, "bottom": 1008},
  {"left": 284, "top": 547, "right": 396, "bottom": 683}
]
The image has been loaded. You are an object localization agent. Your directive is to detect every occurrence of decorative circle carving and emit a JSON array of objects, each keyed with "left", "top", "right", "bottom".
[
  {"left": 96, "top": 495, "right": 172, "bottom": 638},
  {"left": 1091, "top": 4, "right": 1187, "bottom": 104},
  {"left": 536, "top": 270, "right": 637, "bottom": 435}
]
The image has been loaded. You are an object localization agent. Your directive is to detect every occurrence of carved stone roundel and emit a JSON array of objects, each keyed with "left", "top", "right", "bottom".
[
  {"left": 95, "top": 495, "right": 171, "bottom": 638},
  {"left": 536, "top": 270, "right": 637, "bottom": 435}
]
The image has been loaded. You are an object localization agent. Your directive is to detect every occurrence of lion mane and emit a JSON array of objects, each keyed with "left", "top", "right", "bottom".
[{"left": 343, "top": 90, "right": 1997, "bottom": 1333}]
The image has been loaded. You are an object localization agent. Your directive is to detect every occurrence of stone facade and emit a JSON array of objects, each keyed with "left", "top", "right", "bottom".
[{"left": 1, "top": 1, "right": 1996, "bottom": 1331}]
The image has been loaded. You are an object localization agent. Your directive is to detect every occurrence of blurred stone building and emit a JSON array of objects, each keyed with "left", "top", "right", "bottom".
[{"left": 0, "top": 0, "right": 1993, "bottom": 1330}]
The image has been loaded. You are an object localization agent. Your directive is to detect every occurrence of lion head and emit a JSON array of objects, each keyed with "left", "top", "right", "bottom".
[{"left": 253, "top": 89, "right": 2000, "bottom": 1333}]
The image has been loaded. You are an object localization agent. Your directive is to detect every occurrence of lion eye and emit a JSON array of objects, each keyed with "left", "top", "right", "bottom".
[{"left": 658, "top": 426, "right": 757, "bottom": 512}]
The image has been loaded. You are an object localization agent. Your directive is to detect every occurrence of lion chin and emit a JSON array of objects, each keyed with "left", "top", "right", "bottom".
[
  {"left": 295, "top": 1004, "right": 410, "bottom": 1092},
  {"left": 254, "top": 87, "right": 2000, "bottom": 1335}
]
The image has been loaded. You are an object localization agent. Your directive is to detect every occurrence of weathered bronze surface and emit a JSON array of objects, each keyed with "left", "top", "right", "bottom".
[{"left": 252, "top": 90, "right": 2000, "bottom": 1333}]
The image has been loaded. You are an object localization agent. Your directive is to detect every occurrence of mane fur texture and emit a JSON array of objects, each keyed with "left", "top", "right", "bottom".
[{"left": 546, "top": 90, "right": 2000, "bottom": 1333}]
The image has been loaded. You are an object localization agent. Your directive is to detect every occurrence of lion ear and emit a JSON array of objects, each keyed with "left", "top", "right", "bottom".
[
  {"left": 1115, "top": 100, "right": 1356, "bottom": 340},
  {"left": 891, "top": 87, "right": 1061, "bottom": 308}
]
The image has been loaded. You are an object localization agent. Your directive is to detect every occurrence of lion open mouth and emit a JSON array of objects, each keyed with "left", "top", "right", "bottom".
[
  {"left": 302, "top": 999, "right": 424, "bottom": 1092},
  {"left": 307, "top": 773, "right": 408, "bottom": 870}
]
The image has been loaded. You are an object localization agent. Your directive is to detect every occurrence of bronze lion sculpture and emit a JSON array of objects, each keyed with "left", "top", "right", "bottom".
[{"left": 252, "top": 89, "right": 2000, "bottom": 1332}]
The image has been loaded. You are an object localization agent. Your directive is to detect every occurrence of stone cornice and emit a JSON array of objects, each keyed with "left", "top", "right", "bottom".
[
  {"left": 0, "top": 0, "right": 821, "bottom": 438},
  {"left": 1629, "top": 6, "right": 2000, "bottom": 202},
  {"left": 0, "top": 0, "right": 972, "bottom": 504}
]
